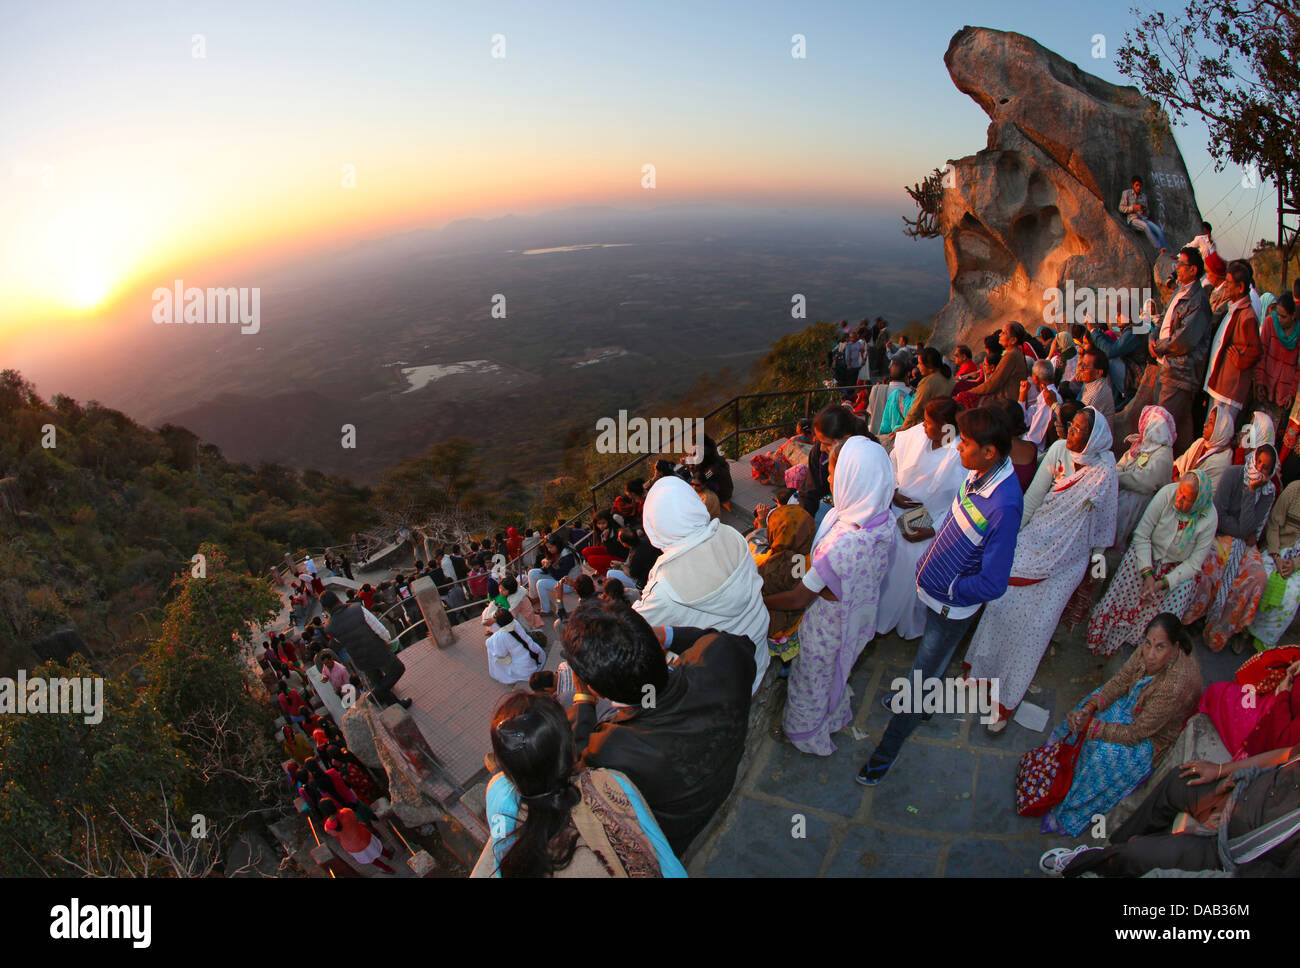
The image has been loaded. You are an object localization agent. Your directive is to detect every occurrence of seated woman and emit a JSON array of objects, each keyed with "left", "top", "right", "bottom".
[
  {"left": 877, "top": 397, "right": 966, "bottom": 640},
  {"left": 993, "top": 397, "right": 1041, "bottom": 492},
  {"left": 1041, "top": 613, "right": 1202, "bottom": 837},
  {"left": 897, "top": 348, "right": 954, "bottom": 432},
  {"left": 1040, "top": 398, "right": 1082, "bottom": 455},
  {"left": 1183, "top": 445, "right": 1277, "bottom": 653},
  {"left": 1172, "top": 408, "right": 1235, "bottom": 492},
  {"left": 955, "top": 325, "right": 1027, "bottom": 409},
  {"left": 471, "top": 691, "right": 685, "bottom": 878},
  {"left": 689, "top": 436, "right": 734, "bottom": 510},
  {"left": 877, "top": 358, "right": 914, "bottom": 435},
  {"left": 1250, "top": 480, "right": 1300, "bottom": 649},
  {"left": 580, "top": 510, "right": 625, "bottom": 574},
  {"left": 633, "top": 475, "right": 769, "bottom": 693},
  {"left": 752, "top": 502, "right": 816, "bottom": 665},
  {"left": 525, "top": 539, "right": 576, "bottom": 616},
  {"left": 1113, "top": 405, "right": 1175, "bottom": 549},
  {"left": 1199, "top": 656, "right": 1300, "bottom": 760},
  {"left": 764, "top": 435, "right": 895, "bottom": 755},
  {"left": 483, "top": 608, "right": 546, "bottom": 685},
  {"left": 965, "top": 406, "right": 1118, "bottom": 730},
  {"left": 1086, "top": 472, "right": 1218, "bottom": 657},
  {"left": 1231, "top": 410, "right": 1282, "bottom": 494}
]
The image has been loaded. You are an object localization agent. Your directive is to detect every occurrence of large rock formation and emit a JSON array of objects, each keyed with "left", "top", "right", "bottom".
[{"left": 930, "top": 27, "right": 1203, "bottom": 351}]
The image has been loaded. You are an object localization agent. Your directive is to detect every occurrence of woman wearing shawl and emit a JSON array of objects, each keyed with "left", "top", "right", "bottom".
[
  {"left": 1183, "top": 444, "right": 1278, "bottom": 653},
  {"left": 763, "top": 436, "right": 896, "bottom": 755},
  {"left": 1198, "top": 657, "right": 1300, "bottom": 760},
  {"left": 1257, "top": 293, "right": 1299, "bottom": 428},
  {"left": 1231, "top": 411, "right": 1282, "bottom": 494},
  {"left": 1086, "top": 471, "right": 1218, "bottom": 656},
  {"left": 964, "top": 407, "right": 1118, "bottom": 728},
  {"left": 1113, "top": 406, "right": 1176, "bottom": 548},
  {"left": 1040, "top": 613, "right": 1202, "bottom": 837},
  {"left": 877, "top": 358, "right": 914, "bottom": 435},
  {"left": 1249, "top": 480, "right": 1300, "bottom": 649},
  {"left": 752, "top": 504, "right": 816, "bottom": 664},
  {"left": 877, "top": 398, "right": 966, "bottom": 639},
  {"left": 1172, "top": 408, "right": 1235, "bottom": 492},
  {"left": 633, "top": 476, "right": 769, "bottom": 693}
]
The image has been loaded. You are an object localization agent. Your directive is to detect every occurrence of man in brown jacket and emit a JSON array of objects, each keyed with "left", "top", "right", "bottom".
[{"left": 1204, "top": 259, "right": 1262, "bottom": 426}]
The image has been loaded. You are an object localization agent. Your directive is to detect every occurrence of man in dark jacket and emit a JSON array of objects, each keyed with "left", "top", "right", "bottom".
[
  {"left": 562, "top": 601, "right": 754, "bottom": 855},
  {"left": 1150, "top": 246, "right": 1213, "bottom": 457},
  {"left": 319, "top": 591, "right": 411, "bottom": 709}
]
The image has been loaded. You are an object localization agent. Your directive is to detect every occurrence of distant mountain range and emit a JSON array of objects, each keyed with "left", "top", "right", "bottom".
[{"left": 20, "top": 204, "right": 949, "bottom": 485}]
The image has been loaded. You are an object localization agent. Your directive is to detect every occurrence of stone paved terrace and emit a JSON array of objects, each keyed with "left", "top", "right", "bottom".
[{"left": 682, "top": 444, "right": 1268, "bottom": 876}]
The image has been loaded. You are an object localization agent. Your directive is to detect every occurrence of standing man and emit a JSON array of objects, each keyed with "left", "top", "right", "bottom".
[
  {"left": 1150, "top": 246, "right": 1213, "bottom": 457},
  {"left": 857, "top": 407, "right": 1023, "bottom": 785},
  {"left": 1204, "top": 259, "right": 1262, "bottom": 426},
  {"left": 319, "top": 591, "right": 411, "bottom": 710}
]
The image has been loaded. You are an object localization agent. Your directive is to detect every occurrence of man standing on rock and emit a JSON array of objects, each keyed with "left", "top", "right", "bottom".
[{"left": 1150, "top": 247, "right": 1212, "bottom": 457}]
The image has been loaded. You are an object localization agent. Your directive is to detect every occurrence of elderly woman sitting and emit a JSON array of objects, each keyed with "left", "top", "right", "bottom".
[
  {"left": 1087, "top": 471, "right": 1218, "bottom": 656},
  {"left": 633, "top": 476, "right": 769, "bottom": 693},
  {"left": 1183, "top": 445, "right": 1277, "bottom": 653},
  {"left": 1113, "top": 405, "right": 1176, "bottom": 549},
  {"left": 1040, "top": 613, "right": 1202, "bottom": 837},
  {"left": 1173, "top": 408, "right": 1235, "bottom": 493}
]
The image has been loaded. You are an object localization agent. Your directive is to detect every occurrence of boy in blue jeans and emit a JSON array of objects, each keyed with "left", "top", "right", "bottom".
[{"left": 858, "top": 406, "right": 1023, "bottom": 784}]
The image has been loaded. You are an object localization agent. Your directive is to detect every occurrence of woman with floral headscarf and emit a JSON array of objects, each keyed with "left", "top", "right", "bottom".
[
  {"left": 1183, "top": 444, "right": 1278, "bottom": 652},
  {"left": 1086, "top": 471, "right": 1218, "bottom": 656},
  {"left": 763, "top": 435, "right": 896, "bottom": 755},
  {"left": 1113, "top": 405, "right": 1176, "bottom": 548},
  {"left": 752, "top": 504, "right": 816, "bottom": 664},
  {"left": 964, "top": 407, "right": 1118, "bottom": 729},
  {"left": 1172, "top": 408, "right": 1236, "bottom": 492}
]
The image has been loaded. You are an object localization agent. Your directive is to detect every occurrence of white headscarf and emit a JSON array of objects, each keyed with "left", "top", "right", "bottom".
[
  {"left": 642, "top": 475, "right": 718, "bottom": 555},
  {"left": 811, "top": 435, "right": 894, "bottom": 550},
  {"left": 1241, "top": 411, "right": 1276, "bottom": 453},
  {"left": 1204, "top": 407, "right": 1236, "bottom": 453},
  {"left": 1071, "top": 406, "right": 1115, "bottom": 466}
]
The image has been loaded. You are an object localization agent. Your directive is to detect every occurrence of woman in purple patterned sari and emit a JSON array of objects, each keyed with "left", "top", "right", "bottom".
[{"left": 764, "top": 435, "right": 896, "bottom": 755}]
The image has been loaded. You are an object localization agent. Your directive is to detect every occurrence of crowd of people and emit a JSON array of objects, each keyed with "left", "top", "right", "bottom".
[
  {"left": 267, "top": 237, "right": 1300, "bottom": 877},
  {"left": 469, "top": 241, "right": 1300, "bottom": 879}
]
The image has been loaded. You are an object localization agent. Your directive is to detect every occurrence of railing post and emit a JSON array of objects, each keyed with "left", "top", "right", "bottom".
[{"left": 732, "top": 398, "right": 741, "bottom": 460}]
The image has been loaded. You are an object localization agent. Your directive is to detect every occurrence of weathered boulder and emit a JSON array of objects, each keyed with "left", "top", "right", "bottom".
[{"left": 931, "top": 27, "right": 1203, "bottom": 351}]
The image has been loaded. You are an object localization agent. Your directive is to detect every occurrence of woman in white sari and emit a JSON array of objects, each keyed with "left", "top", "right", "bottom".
[
  {"left": 633, "top": 476, "right": 769, "bottom": 693},
  {"left": 1114, "top": 405, "right": 1175, "bottom": 549},
  {"left": 964, "top": 407, "right": 1118, "bottom": 729},
  {"left": 763, "top": 436, "right": 896, "bottom": 755},
  {"left": 877, "top": 397, "right": 966, "bottom": 640}
]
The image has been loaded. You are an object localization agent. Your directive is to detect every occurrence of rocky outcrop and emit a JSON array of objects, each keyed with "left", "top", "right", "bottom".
[{"left": 930, "top": 27, "right": 1203, "bottom": 351}]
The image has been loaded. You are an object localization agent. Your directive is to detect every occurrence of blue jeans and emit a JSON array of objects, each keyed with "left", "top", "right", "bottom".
[
  {"left": 813, "top": 498, "right": 832, "bottom": 532},
  {"left": 871, "top": 606, "right": 979, "bottom": 764},
  {"left": 528, "top": 569, "right": 560, "bottom": 613},
  {"left": 1128, "top": 216, "right": 1168, "bottom": 251}
]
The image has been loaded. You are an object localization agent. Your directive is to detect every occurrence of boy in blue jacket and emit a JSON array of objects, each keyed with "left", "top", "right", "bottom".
[{"left": 858, "top": 405, "right": 1023, "bottom": 784}]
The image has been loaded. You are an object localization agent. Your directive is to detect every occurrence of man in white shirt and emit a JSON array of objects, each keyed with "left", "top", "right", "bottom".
[{"left": 1019, "top": 360, "right": 1059, "bottom": 452}]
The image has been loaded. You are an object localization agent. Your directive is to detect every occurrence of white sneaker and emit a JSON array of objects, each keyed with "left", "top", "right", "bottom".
[{"left": 1038, "top": 845, "right": 1095, "bottom": 877}]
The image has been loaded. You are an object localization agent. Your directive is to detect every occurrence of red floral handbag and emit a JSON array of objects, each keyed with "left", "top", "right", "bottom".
[{"left": 1015, "top": 713, "right": 1091, "bottom": 817}]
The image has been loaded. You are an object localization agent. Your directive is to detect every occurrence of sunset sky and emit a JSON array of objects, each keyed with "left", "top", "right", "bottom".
[{"left": 0, "top": 0, "right": 1277, "bottom": 346}]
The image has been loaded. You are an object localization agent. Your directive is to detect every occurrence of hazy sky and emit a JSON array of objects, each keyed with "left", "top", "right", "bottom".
[{"left": 0, "top": 0, "right": 1277, "bottom": 345}]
